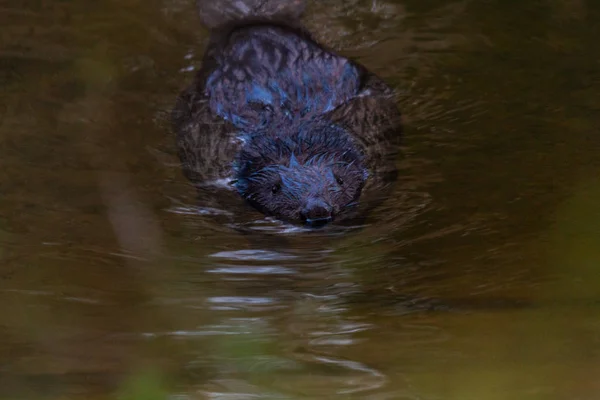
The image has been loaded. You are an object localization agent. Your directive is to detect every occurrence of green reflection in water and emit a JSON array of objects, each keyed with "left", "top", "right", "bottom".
[
  {"left": 117, "top": 368, "right": 169, "bottom": 400},
  {"left": 1, "top": 0, "right": 600, "bottom": 399}
]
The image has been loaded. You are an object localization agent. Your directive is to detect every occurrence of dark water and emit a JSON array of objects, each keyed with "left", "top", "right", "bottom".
[{"left": 2, "top": 0, "right": 600, "bottom": 398}]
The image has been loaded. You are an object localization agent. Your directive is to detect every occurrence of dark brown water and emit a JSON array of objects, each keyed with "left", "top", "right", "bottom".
[{"left": 2, "top": 0, "right": 600, "bottom": 398}]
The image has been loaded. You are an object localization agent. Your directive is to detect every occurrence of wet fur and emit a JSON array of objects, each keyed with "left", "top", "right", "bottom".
[{"left": 172, "top": 10, "right": 401, "bottom": 225}]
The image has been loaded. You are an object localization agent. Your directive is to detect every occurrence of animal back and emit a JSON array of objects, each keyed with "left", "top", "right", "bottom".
[{"left": 204, "top": 25, "right": 362, "bottom": 131}]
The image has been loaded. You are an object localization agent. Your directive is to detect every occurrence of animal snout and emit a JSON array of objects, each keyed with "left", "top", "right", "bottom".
[{"left": 300, "top": 199, "right": 333, "bottom": 227}]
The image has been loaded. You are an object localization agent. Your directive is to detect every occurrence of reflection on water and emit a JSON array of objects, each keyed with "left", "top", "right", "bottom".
[{"left": 1, "top": 0, "right": 600, "bottom": 398}]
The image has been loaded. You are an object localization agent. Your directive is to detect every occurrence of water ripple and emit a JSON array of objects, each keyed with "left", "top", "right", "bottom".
[
  {"left": 207, "top": 266, "right": 296, "bottom": 275},
  {"left": 210, "top": 250, "right": 297, "bottom": 261}
]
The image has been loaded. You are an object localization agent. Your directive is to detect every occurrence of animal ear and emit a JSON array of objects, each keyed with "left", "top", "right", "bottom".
[{"left": 289, "top": 152, "right": 301, "bottom": 168}]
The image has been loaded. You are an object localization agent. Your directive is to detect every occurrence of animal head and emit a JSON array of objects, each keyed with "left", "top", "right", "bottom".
[{"left": 234, "top": 121, "right": 368, "bottom": 226}]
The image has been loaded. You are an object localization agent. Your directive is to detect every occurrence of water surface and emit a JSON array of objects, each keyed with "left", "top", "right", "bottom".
[{"left": 1, "top": 0, "right": 600, "bottom": 398}]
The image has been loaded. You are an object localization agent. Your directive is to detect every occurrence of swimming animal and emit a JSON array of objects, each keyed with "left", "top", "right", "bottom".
[{"left": 172, "top": 0, "right": 401, "bottom": 227}]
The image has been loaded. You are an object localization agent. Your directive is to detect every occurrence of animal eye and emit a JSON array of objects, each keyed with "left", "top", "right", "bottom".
[
  {"left": 335, "top": 176, "right": 344, "bottom": 186},
  {"left": 271, "top": 183, "right": 281, "bottom": 194}
]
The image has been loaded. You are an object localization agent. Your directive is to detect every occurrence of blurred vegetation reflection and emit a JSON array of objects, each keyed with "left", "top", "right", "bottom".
[{"left": 0, "top": 0, "right": 599, "bottom": 399}]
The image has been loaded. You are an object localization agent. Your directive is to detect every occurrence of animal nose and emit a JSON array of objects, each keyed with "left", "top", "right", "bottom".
[{"left": 301, "top": 200, "right": 333, "bottom": 227}]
